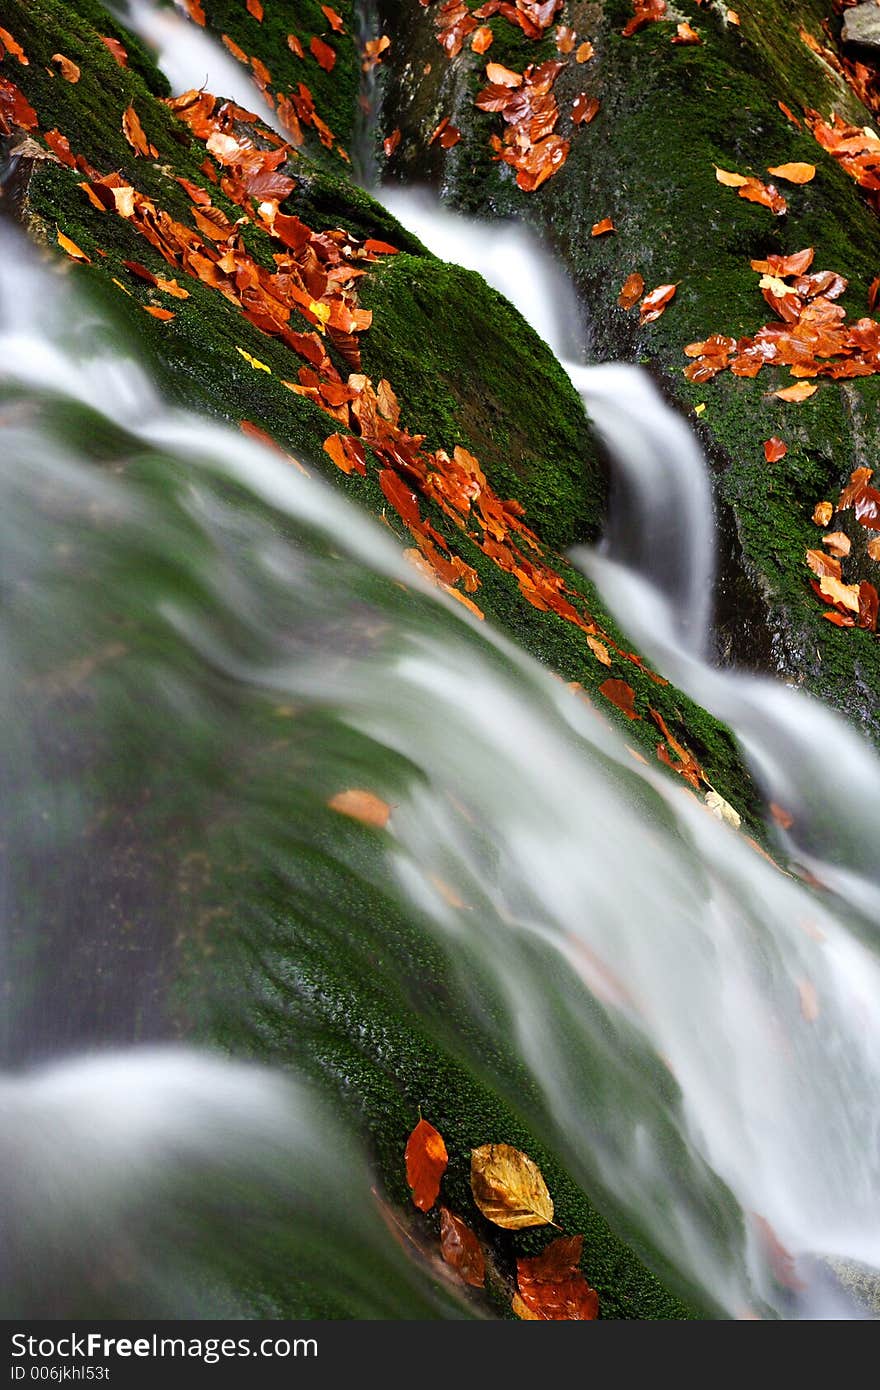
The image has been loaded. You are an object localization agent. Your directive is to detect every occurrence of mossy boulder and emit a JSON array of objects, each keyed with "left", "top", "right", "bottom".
[{"left": 375, "top": 0, "right": 880, "bottom": 744}]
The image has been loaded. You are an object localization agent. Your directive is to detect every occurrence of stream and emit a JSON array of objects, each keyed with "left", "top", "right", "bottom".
[{"left": 1, "top": 0, "right": 879, "bottom": 1321}]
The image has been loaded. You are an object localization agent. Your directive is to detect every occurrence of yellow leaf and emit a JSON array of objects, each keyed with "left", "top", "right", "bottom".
[
  {"left": 714, "top": 165, "right": 748, "bottom": 187},
  {"left": 758, "top": 273, "right": 797, "bottom": 297},
  {"left": 470, "top": 1143, "right": 554, "bottom": 1230},
  {"left": 57, "top": 229, "right": 89, "bottom": 262},
  {"left": 767, "top": 162, "right": 815, "bottom": 184},
  {"left": 327, "top": 788, "right": 391, "bottom": 828},
  {"left": 586, "top": 636, "right": 612, "bottom": 666},
  {"left": 773, "top": 381, "right": 817, "bottom": 402},
  {"left": 694, "top": 402, "right": 706, "bottom": 416},
  {"left": 818, "top": 574, "right": 860, "bottom": 613},
  {"left": 308, "top": 300, "right": 331, "bottom": 334},
  {"left": 236, "top": 346, "right": 271, "bottom": 373}
]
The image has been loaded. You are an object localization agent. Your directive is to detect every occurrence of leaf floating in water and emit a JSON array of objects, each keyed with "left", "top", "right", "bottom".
[
  {"left": 599, "top": 678, "right": 639, "bottom": 719},
  {"left": 439, "top": 1208, "right": 485, "bottom": 1287},
  {"left": 328, "top": 788, "right": 391, "bottom": 828},
  {"left": 470, "top": 1143, "right": 554, "bottom": 1229},
  {"left": 405, "top": 1118, "right": 448, "bottom": 1211},
  {"left": 515, "top": 1234, "right": 599, "bottom": 1319}
]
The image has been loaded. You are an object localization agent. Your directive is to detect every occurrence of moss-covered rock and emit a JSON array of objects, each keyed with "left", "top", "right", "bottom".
[{"left": 376, "top": 0, "right": 880, "bottom": 743}]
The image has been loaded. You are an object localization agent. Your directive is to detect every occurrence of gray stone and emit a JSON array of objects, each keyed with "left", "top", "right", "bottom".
[{"left": 842, "top": 2, "right": 880, "bottom": 51}]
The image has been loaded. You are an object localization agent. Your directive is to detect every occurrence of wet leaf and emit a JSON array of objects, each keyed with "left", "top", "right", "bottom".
[
  {"left": 405, "top": 1118, "right": 448, "bottom": 1211},
  {"left": 383, "top": 128, "right": 401, "bottom": 157},
  {"left": 310, "top": 36, "right": 336, "bottom": 71},
  {"left": 439, "top": 124, "right": 461, "bottom": 149},
  {"left": 671, "top": 22, "right": 701, "bottom": 44},
  {"left": 705, "top": 789, "right": 741, "bottom": 828},
  {"left": 516, "top": 1235, "right": 599, "bottom": 1320},
  {"left": 868, "top": 537, "right": 880, "bottom": 562},
  {"left": 714, "top": 165, "right": 748, "bottom": 187},
  {"left": 617, "top": 271, "right": 644, "bottom": 309},
  {"left": 0, "top": 26, "right": 28, "bottom": 63},
  {"left": 471, "top": 25, "right": 494, "bottom": 53},
  {"left": 763, "top": 437, "right": 787, "bottom": 462},
  {"left": 817, "top": 574, "right": 861, "bottom": 613},
  {"left": 812, "top": 500, "right": 833, "bottom": 526},
  {"left": 512, "top": 1292, "right": 542, "bottom": 1319},
  {"left": 321, "top": 5, "right": 346, "bottom": 33},
  {"left": 328, "top": 788, "right": 392, "bottom": 828},
  {"left": 471, "top": 1143, "right": 553, "bottom": 1229},
  {"left": 639, "top": 283, "right": 677, "bottom": 324},
  {"left": 767, "top": 161, "right": 815, "bottom": 184},
  {"left": 822, "top": 531, "right": 850, "bottom": 558},
  {"left": 439, "top": 1208, "right": 485, "bottom": 1287},
  {"left": 51, "top": 53, "right": 80, "bottom": 82},
  {"left": 805, "top": 548, "right": 841, "bottom": 581},
  {"left": 143, "top": 305, "right": 175, "bottom": 320},
  {"left": 591, "top": 217, "right": 615, "bottom": 236},
  {"left": 323, "top": 432, "right": 366, "bottom": 476},
  {"left": 98, "top": 34, "right": 126, "bottom": 65},
  {"left": 773, "top": 381, "right": 817, "bottom": 402},
  {"left": 56, "top": 229, "right": 89, "bottom": 262},
  {"left": 770, "top": 802, "right": 794, "bottom": 830},
  {"left": 599, "top": 677, "right": 639, "bottom": 719},
  {"left": 575, "top": 41, "right": 594, "bottom": 62},
  {"left": 236, "top": 346, "right": 271, "bottom": 373},
  {"left": 587, "top": 636, "right": 612, "bottom": 666},
  {"left": 485, "top": 61, "right": 522, "bottom": 87},
  {"left": 572, "top": 94, "right": 600, "bottom": 125},
  {"left": 555, "top": 26, "right": 576, "bottom": 54},
  {"left": 122, "top": 104, "right": 156, "bottom": 158}
]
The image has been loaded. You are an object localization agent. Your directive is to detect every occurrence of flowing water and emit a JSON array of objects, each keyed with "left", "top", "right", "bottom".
[{"left": 3, "top": 3, "right": 880, "bottom": 1321}]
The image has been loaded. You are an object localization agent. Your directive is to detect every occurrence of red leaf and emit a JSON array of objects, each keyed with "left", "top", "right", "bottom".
[
  {"left": 763, "top": 436, "right": 787, "bottom": 462},
  {"left": 405, "top": 1118, "right": 448, "bottom": 1212},
  {"left": 639, "top": 283, "right": 677, "bottom": 323},
  {"left": 516, "top": 1235, "right": 599, "bottom": 1320},
  {"left": 310, "top": 36, "right": 336, "bottom": 71},
  {"left": 599, "top": 678, "right": 639, "bottom": 719},
  {"left": 439, "top": 1208, "right": 486, "bottom": 1287}
]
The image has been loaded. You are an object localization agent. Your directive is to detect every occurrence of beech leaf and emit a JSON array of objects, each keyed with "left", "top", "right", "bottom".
[
  {"left": 516, "top": 1235, "right": 600, "bottom": 1320},
  {"left": 405, "top": 1118, "right": 448, "bottom": 1211},
  {"left": 470, "top": 1143, "right": 554, "bottom": 1229},
  {"left": 327, "top": 788, "right": 391, "bottom": 828},
  {"left": 439, "top": 1208, "right": 486, "bottom": 1287},
  {"left": 767, "top": 162, "right": 815, "bottom": 184}
]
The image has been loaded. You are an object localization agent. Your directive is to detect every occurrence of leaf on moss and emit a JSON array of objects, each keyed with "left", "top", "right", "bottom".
[
  {"left": 405, "top": 1119, "right": 448, "bottom": 1211},
  {"left": 470, "top": 1143, "right": 554, "bottom": 1229},
  {"left": 328, "top": 788, "right": 392, "bottom": 828},
  {"left": 439, "top": 1208, "right": 486, "bottom": 1287}
]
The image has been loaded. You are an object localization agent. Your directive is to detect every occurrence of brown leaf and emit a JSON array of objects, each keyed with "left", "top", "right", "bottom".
[
  {"left": 812, "top": 500, "right": 833, "bottom": 526},
  {"left": 99, "top": 34, "right": 128, "bottom": 65},
  {"left": 143, "top": 305, "right": 175, "bottom": 321},
  {"left": 439, "top": 1208, "right": 486, "bottom": 1287},
  {"left": 327, "top": 787, "right": 391, "bottom": 827},
  {"left": 471, "top": 25, "right": 494, "bottom": 53},
  {"left": 763, "top": 437, "right": 787, "bottom": 462},
  {"left": 383, "top": 128, "right": 401, "bottom": 157},
  {"left": 773, "top": 381, "right": 817, "bottom": 402},
  {"left": 516, "top": 1235, "right": 600, "bottom": 1320},
  {"left": 805, "top": 548, "right": 841, "bottom": 581},
  {"left": 599, "top": 678, "right": 639, "bottom": 719},
  {"left": 671, "top": 21, "right": 701, "bottom": 44},
  {"left": 575, "top": 40, "right": 594, "bottom": 62},
  {"left": 770, "top": 802, "right": 793, "bottom": 830},
  {"left": 591, "top": 217, "right": 615, "bottom": 236},
  {"left": 556, "top": 26, "right": 576, "bottom": 54},
  {"left": 572, "top": 94, "right": 600, "bottom": 125},
  {"left": 405, "top": 1118, "right": 448, "bottom": 1212},
  {"left": 51, "top": 53, "right": 80, "bottom": 82},
  {"left": 767, "top": 162, "right": 815, "bottom": 184},
  {"left": 511, "top": 1291, "right": 542, "bottom": 1319},
  {"left": 321, "top": 5, "right": 346, "bottom": 33},
  {"left": 439, "top": 124, "right": 461, "bottom": 149},
  {"left": 617, "top": 271, "right": 644, "bottom": 309},
  {"left": 470, "top": 1143, "right": 554, "bottom": 1229},
  {"left": 122, "top": 104, "right": 156, "bottom": 158},
  {"left": 868, "top": 537, "right": 880, "bottom": 562},
  {"left": 587, "top": 636, "right": 612, "bottom": 666}
]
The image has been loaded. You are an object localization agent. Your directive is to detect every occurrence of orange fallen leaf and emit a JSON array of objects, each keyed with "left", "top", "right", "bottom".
[
  {"left": 639, "top": 282, "right": 677, "bottom": 323},
  {"left": 727, "top": 8, "right": 740, "bottom": 23},
  {"left": 99, "top": 34, "right": 128, "bottom": 65},
  {"left": 822, "top": 531, "right": 850, "bottom": 558},
  {"left": 485, "top": 61, "right": 522, "bottom": 87},
  {"left": 516, "top": 1235, "right": 599, "bottom": 1320},
  {"left": 764, "top": 437, "right": 787, "bottom": 462},
  {"left": 812, "top": 501, "right": 833, "bottom": 526},
  {"left": 321, "top": 5, "right": 346, "bottom": 32},
  {"left": 57, "top": 229, "right": 89, "bottom": 262},
  {"left": 471, "top": 25, "right": 494, "bottom": 53},
  {"left": 439, "top": 124, "right": 461, "bottom": 149},
  {"left": 599, "top": 678, "right": 639, "bottom": 719},
  {"left": 575, "top": 41, "right": 594, "bottom": 62},
  {"left": 591, "top": 217, "right": 615, "bottom": 236},
  {"left": 439, "top": 1208, "right": 485, "bottom": 1287},
  {"left": 770, "top": 802, "right": 793, "bottom": 829},
  {"left": 572, "top": 94, "right": 600, "bottom": 125},
  {"left": 869, "top": 276, "right": 880, "bottom": 313},
  {"left": 287, "top": 33, "right": 305, "bottom": 58},
  {"left": 773, "top": 381, "right": 817, "bottom": 402},
  {"left": 310, "top": 35, "right": 336, "bottom": 71},
  {"left": 587, "top": 636, "right": 612, "bottom": 666},
  {"left": 818, "top": 573, "right": 861, "bottom": 613},
  {"left": 383, "top": 128, "right": 401, "bottom": 157},
  {"left": 122, "top": 103, "right": 156, "bottom": 158},
  {"left": 51, "top": 53, "right": 80, "bottom": 82},
  {"left": 767, "top": 161, "right": 815, "bottom": 184},
  {"left": 246, "top": 0, "right": 263, "bottom": 18},
  {"left": 714, "top": 165, "right": 748, "bottom": 187},
  {"left": 144, "top": 305, "right": 175, "bottom": 320},
  {"left": 0, "top": 26, "right": 28, "bottom": 63},
  {"left": 328, "top": 787, "right": 391, "bottom": 827},
  {"left": 617, "top": 271, "right": 644, "bottom": 309},
  {"left": 671, "top": 22, "right": 701, "bottom": 44},
  {"left": 323, "top": 433, "right": 367, "bottom": 476},
  {"left": 805, "top": 548, "right": 841, "bottom": 582},
  {"left": 405, "top": 1118, "right": 448, "bottom": 1211},
  {"left": 556, "top": 25, "right": 576, "bottom": 54},
  {"left": 868, "top": 537, "right": 880, "bottom": 562}
]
